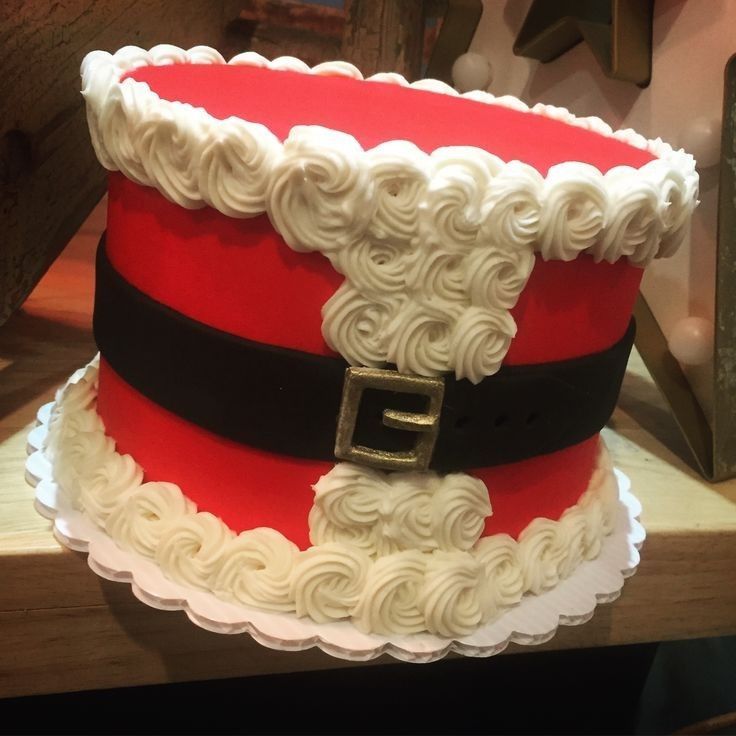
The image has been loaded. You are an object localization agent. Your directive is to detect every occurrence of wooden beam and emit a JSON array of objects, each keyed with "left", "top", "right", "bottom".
[
  {"left": 341, "top": 0, "right": 425, "bottom": 80},
  {"left": 0, "top": 0, "right": 230, "bottom": 326}
]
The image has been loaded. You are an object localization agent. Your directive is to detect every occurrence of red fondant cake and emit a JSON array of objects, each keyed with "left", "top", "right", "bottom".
[{"left": 43, "top": 45, "right": 697, "bottom": 639}]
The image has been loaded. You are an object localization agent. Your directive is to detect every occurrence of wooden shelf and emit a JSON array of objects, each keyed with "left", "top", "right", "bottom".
[{"left": 2, "top": 203, "right": 736, "bottom": 698}]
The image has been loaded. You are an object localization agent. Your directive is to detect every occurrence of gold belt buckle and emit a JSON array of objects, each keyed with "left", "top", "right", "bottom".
[{"left": 334, "top": 367, "right": 445, "bottom": 472}]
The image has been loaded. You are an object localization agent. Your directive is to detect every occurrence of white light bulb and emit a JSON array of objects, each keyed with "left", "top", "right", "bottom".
[
  {"left": 452, "top": 52, "right": 493, "bottom": 93},
  {"left": 668, "top": 316, "right": 714, "bottom": 366},
  {"left": 679, "top": 117, "right": 721, "bottom": 170}
]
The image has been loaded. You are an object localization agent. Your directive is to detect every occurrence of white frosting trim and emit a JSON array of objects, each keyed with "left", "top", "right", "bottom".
[
  {"left": 81, "top": 45, "right": 698, "bottom": 383},
  {"left": 46, "top": 357, "right": 620, "bottom": 637},
  {"left": 81, "top": 44, "right": 698, "bottom": 266}
]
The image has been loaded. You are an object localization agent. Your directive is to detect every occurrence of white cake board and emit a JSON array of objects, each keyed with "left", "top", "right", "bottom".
[{"left": 26, "top": 399, "right": 645, "bottom": 664}]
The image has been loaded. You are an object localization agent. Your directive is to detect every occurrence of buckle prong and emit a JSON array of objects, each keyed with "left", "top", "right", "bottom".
[
  {"left": 334, "top": 367, "right": 445, "bottom": 472},
  {"left": 382, "top": 409, "right": 435, "bottom": 432}
]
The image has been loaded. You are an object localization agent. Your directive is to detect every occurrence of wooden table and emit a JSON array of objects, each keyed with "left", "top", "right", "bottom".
[{"left": 2, "top": 203, "right": 736, "bottom": 699}]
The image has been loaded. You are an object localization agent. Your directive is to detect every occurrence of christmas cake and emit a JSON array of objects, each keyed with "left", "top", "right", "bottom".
[{"left": 45, "top": 45, "right": 697, "bottom": 638}]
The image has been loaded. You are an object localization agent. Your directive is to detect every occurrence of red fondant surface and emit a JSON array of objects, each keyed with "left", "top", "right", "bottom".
[
  {"left": 97, "top": 358, "right": 599, "bottom": 549},
  {"left": 106, "top": 173, "right": 643, "bottom": 364},
  {"left": 126, "top": 64, "right": 655, "bottom": 174}
]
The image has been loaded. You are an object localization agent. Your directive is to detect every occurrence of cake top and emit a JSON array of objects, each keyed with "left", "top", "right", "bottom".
[{"left": 124, "top": 61, "right": 654, "bottom": 174}]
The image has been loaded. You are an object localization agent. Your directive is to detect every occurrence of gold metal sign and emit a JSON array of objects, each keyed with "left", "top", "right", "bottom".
[{"left": 334, "top": 367, "right": 445, "bottom": 472}]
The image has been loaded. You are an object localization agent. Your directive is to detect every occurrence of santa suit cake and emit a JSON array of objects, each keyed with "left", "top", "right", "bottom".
[{"left": 44, "top": 45, "right": 697, "bottom": 637}]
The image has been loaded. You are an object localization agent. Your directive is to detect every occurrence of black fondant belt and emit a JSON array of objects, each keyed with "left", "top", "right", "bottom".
[{"left": 94, "top": 236, "right": 634, "bottom": 473}]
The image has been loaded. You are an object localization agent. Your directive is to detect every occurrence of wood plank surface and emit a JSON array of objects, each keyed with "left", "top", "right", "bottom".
[{"left": 1, "top": 202, "right": 735, "bottom": 698}]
